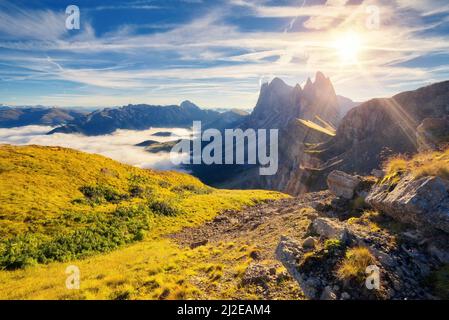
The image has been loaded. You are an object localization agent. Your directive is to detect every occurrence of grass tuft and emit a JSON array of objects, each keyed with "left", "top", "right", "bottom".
[{"left": 337, "top": 247, "right": 375, "bottom": 282}]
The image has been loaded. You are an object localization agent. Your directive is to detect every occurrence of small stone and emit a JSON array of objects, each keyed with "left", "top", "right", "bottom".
[
  {"left": 229, "top": 218, "right": 239, "bottom": 225},
  {"left": 393, "top": 279, "right": 402, "bottom": 291},
  {"left": 250, "top": 250, "right": 262, "bottom": 260},
  {"left": 341, "top": 292, "right": 351, "bottom": 300},
  {"left": 302, "top": 237, "right": 316, "bottom": 250},
  {"left": 190, "top": 239, "right": 208, "bottom": 249},
  {"left": 320, "top": 286, "right": 337, "bottom": 300},
  {"left": 377, "top": 252, "right": 396, "bottom": 267}
]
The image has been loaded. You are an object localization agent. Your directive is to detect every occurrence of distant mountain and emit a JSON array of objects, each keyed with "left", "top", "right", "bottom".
[
  {"left": 193, "top": 75, "right": 449, "bottom": 196},
  {"left": 48, "top": 101, "right": 243, "bottom": 136},
  {"left": 0, "top": 107, "right": 86, "bottom": 128},
  {"left": 337, "top": 95, "right": 360, "bottom": 117},
  {"left": 204, "top": 109, "right": 249, "bottom": 131},
  {"left": 190, "top": 72, "right": 343, "bottom": 188}
]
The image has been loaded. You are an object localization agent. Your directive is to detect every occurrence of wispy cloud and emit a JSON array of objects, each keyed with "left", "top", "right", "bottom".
[{"left": 0, "top": 0, "right": 448, "bottom": 107}]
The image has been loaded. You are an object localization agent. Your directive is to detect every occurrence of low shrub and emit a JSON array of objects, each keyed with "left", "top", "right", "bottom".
[
  {"left": 427, "top": 265, "right": 449, "bottom": 299},
  {"left": 0, "top": 206, "right": 151, "bottom": 270},
  {"left": 79, "top": 185, "right": 127, "bottom": 204},
  {"left": 148, "top": 199, "right": 183, "bottom": 216},
  {"left": 337, "top": 247, "right": 375, "bottom": 282}
]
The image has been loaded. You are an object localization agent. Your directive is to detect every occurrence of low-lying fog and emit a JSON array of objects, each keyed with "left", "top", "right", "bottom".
[{"left": 0, "top": 126, "right": 191, "bottom": 171}]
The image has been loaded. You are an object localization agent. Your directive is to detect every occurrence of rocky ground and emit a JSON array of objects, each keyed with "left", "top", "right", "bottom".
[{"left": 170, "top": 171, "right": 449, "bottom": 300}]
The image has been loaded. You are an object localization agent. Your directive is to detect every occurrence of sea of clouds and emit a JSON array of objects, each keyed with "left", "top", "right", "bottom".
[{"left": 0, "top": 126, "right": 191, "bottom": 171}]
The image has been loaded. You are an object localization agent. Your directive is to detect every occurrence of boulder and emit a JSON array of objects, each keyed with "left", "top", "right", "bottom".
[
  {"left": 276, "top": 236, "right": 318, "bottom": 299},
  {"left": 327, "top": 170, "right": 361, "bottom": 199},
  {"left": 366, "top": 175, "right": 449, "bottom": 234},
  {"left": 312, "top": 217, "right": 348, "bottom": 240}
]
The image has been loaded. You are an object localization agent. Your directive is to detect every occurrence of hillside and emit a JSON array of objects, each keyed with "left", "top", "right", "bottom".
[
  {"left": 0, "top": 145, "right": 290, "bottom": 299},
  {"left": 0, "top": 145, "right": 448, "bottom": 300}
]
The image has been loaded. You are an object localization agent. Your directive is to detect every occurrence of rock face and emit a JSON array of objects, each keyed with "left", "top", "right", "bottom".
[
  {"left": 277, "top": 213, "right": 443, "bottom": 300},
  {"left": 416, "top": 116, "right": 449, "bottom": 152},
  {"left": 308, "top": 81, "right": 449, "bottom": 183},
  {"left": 327, "top": 170, "right": 360, "bottom": 199},
  {"left": 366, "top": 175, "right": 449, "bottom": 234}
]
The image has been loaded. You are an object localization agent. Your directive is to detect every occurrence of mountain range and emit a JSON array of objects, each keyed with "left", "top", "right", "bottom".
[
  {"left": 0, "top": 106, "right": 86, "bottom": 128},
  {"left": 47, "top": 101, "right": 248, "bottom": 135},
  {"left": 2, "top": 73, "right": 447, "bottom": 199},
  {"left": 192, "top": 73, "right": 449, "bottom": 196}
]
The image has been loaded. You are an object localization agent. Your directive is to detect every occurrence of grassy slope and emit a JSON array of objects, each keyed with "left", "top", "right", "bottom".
[
  {"left": 381, "top": 147, "right": 449, "bottom": 186},
  {"left": 0, "top": 145, "right": 286, "bottom": 299}
]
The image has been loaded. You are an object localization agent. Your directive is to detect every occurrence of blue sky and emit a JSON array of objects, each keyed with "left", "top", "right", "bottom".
[{"left": 1, "top": 0, "right": 449, "bottom": 109}]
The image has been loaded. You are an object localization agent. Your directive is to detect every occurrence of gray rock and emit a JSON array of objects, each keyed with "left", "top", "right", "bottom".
[
  {"left": 276, "top": 236, "right": 318, "bottom": 299},
  {"left": 366, "top": 175, "right": 449, "bottom": 234},
  {"left": 302, "top": 237, "right": 316, "bottom": 250},
  {"left": 341, "top": 292, "right": 351, "bottom": 300},
  {"left": 320, "top": 286, "right": 337, "bottom": 300},
  {"left": 312, "top": 217, "right": 349, "bottom": 241},
  {"left": 371, "top": 169, "right": 385, "bottom": 178},
  {"left": 327, "top": 170, "right": 361, "bottom": 199}
]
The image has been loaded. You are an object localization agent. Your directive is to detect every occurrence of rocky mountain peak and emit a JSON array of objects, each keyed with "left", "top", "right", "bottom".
[
  {"left": 304, "top": 77, "right": 314, "bottom": 93},
  {"left": 180, "top": 100, "right": 200, "bottom": 110}
]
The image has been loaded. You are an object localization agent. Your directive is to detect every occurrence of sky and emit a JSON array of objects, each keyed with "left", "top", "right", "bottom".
[{"left": 0, "top": 0, "right": 449, "bottom": 109}]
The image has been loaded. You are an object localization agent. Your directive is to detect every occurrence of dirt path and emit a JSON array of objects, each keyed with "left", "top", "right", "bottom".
[{"left": 168, "top": 192, "right": 333, "bottom": 299}]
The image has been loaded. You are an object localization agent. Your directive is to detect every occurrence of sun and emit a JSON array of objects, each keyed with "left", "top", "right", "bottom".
[{"left": 334, "top": 31, "right": 363, "bottom": 64}]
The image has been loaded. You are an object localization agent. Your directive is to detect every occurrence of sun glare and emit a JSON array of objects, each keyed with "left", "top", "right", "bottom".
[{"left": 334, "top": 31, "right": 363, "bottom": 64}]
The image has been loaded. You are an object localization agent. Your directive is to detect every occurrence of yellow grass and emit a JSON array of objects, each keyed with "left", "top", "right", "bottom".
[
  {"left": 337, "top": 247, "right": 375, "bottom": 281},
  {"left": 382, "top": 147, "right": 449, "bottom": 185},
  {"left": 0, "top": 144, "right": 287, "bottom": 299}
]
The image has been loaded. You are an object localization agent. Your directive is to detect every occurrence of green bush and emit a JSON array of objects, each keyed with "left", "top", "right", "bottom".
[
  {"left": 148, "top": 199, "right": 182, "bottom": 216},
  {"left": 0, "top": 206, "right": 151, "bottom": 270},
  {"left": 324, "top": 239, "right": 343, "bottom": 251},
  {"left": 79, "top": 185, "right": 127, "bottom": 204}
]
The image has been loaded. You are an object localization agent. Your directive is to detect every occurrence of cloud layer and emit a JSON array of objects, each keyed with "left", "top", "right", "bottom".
[{"left": 0, "top": 126, "right": 191, "bottom": 171}]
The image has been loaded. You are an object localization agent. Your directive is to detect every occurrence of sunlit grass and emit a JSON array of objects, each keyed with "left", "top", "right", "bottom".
[
  {"left": 0, "top": 145, "right": 287, "bottom": 299},
  {"left": 381, "top": 147, "right": 449, "bottom": 185},
  {"left": 337, "top": 247, "right": 375, "bottom": 282}
]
